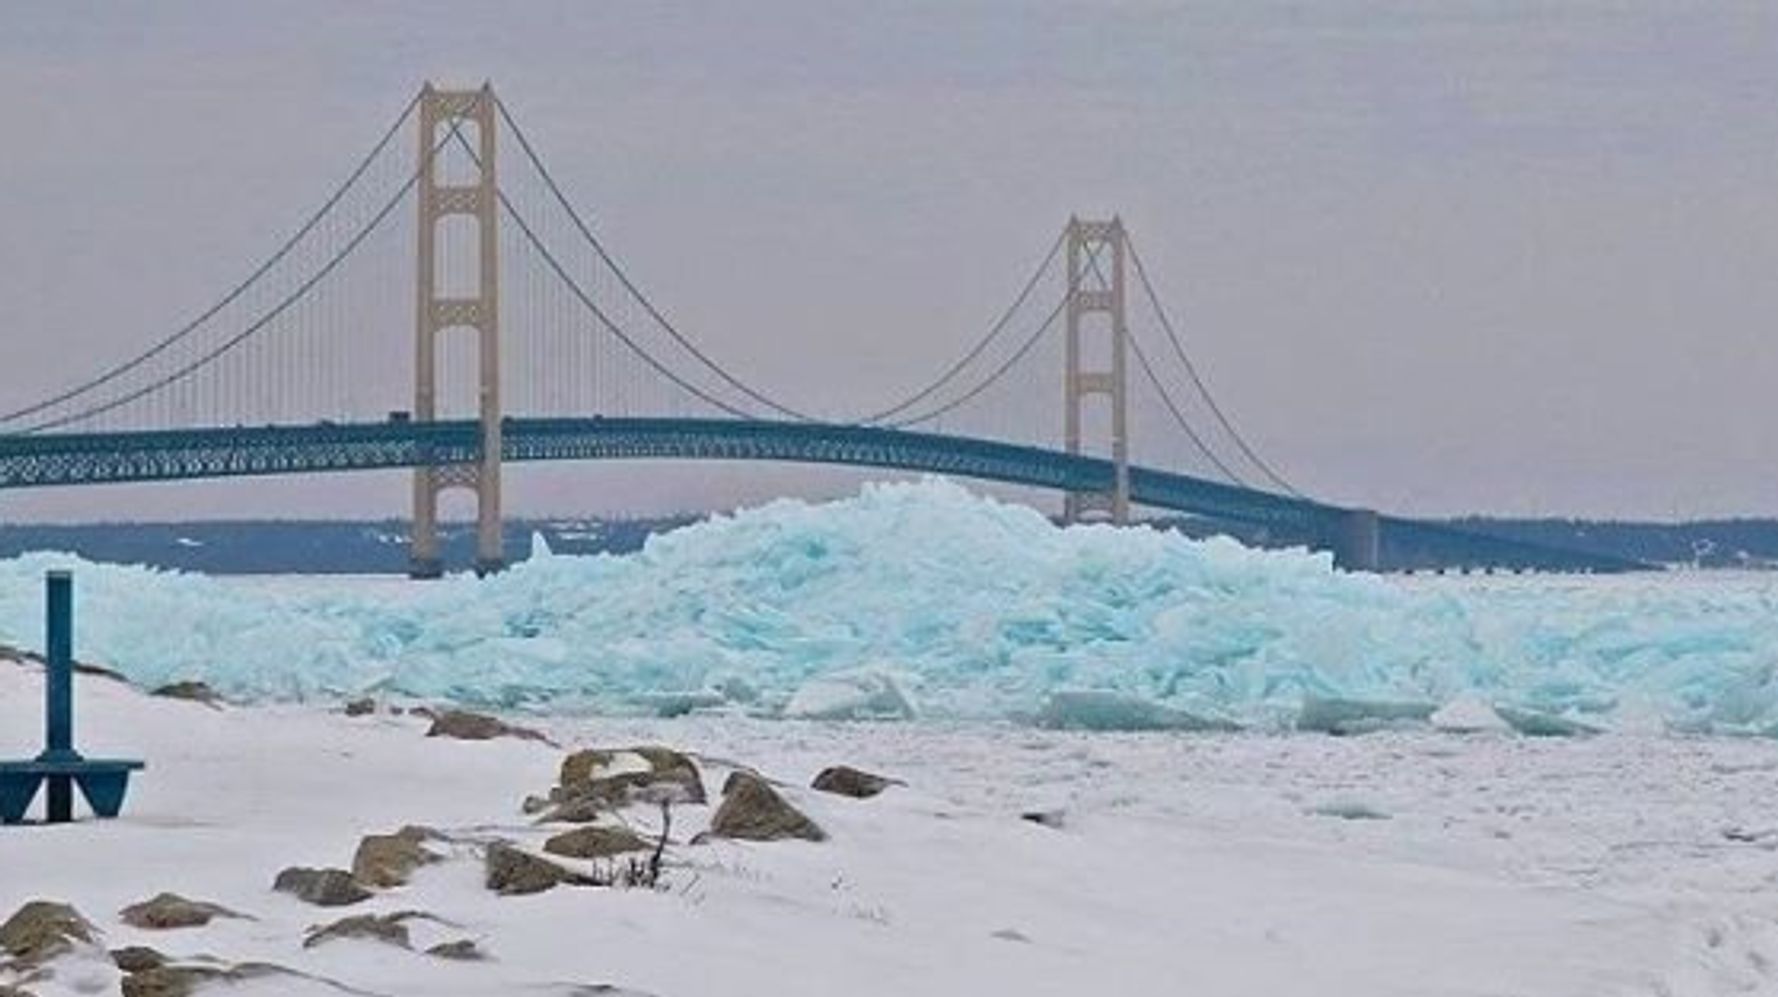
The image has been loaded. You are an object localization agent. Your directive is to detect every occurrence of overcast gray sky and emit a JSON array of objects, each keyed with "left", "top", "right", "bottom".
[{"left": 2, "top": 1, "right": 1776, "bottom": 523}]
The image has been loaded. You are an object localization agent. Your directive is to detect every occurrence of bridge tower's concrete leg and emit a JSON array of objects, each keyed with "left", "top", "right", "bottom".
[
  {"left": 410, "top": 82, "right": 504, "bottom": 579},
  {"left": 1332, "top": 508, "right": 1381, "bottom": 572},
  {"left": 1062, "top": 216, "right": 1131, "bottom": 525}
]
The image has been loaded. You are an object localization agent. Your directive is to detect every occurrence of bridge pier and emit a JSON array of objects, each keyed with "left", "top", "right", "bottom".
[{"left": 1331, "top": 508, "right": 1381, "bottom": 572}]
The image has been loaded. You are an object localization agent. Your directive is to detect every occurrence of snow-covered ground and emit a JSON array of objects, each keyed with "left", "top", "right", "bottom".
[{"left": 5, "top": 664, "right": 1778, "bottom": 996}]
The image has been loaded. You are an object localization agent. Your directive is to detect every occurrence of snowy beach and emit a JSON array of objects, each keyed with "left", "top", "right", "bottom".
[{"left": 5, "top": 667, "right": 1778, "bottom": 995}]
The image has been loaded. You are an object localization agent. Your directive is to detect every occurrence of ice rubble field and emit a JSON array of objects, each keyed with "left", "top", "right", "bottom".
[{"left": 2, "top": 478, "right": 1777, "bottom": 734}]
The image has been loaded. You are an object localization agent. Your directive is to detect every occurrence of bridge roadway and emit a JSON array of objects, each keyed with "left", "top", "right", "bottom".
[{"left": 0, "top": 417, "right": 1641, "bottom": 573}]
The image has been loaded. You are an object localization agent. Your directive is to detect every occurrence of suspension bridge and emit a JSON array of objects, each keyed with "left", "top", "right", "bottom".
[{"left": 0, "top": 83, "right": 1638, "bottom": 576}]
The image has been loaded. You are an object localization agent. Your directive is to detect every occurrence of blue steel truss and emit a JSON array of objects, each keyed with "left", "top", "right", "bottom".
[{"left": 0, "top": 418, "right": 1640, "bottom": 572}]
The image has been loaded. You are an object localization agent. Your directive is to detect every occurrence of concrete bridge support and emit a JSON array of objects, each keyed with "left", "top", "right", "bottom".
[
  {"left": 1332, "top": 507, "right": 1381, "bottom": 572},
  {"left": 410, "top": 83, "right": 504, "bottom": 578}
]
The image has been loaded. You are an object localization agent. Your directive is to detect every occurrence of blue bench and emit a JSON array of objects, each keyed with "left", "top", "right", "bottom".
[{"left": 1, "top": 571, "right": 145, "bottom": 825}]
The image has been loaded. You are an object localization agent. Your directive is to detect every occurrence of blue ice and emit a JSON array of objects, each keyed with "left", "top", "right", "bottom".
[{"left": 1, "top": 478, "right": 1775, "bottom": 735}]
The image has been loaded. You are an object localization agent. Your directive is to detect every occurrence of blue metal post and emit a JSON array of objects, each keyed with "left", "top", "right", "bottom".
[
  {"left": 42, "top": 571, "right": 76, "bottom": 821},
  {"left": 44, "top": 571, "right": 73, "bottom": 757}
]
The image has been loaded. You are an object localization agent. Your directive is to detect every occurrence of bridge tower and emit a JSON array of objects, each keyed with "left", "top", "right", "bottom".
[
  {"left": 410, "top": 83, "right": 504, "bottom": 578},
  {"left": 1062, "top": 216, "right": 1131, "bottom": 525}
]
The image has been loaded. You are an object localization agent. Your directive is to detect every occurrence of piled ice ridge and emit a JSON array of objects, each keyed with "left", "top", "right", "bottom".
[{"left": 3, "top": 478, "right": 1778, "bottom": 734}]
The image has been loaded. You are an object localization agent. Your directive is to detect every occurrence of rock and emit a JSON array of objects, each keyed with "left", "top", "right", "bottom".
[
  {"left": 1311, "top": 799, "right": 1391, "bottom": 821},
  {"left": 111, "top": 946, "right": 169, "bottom": 974},
  {"left": 708, "top": 773, "right": 825, "bottom": 843},
  {"left": 0, "top": 643, "right": 127, "bottom": 682},
  {"left": 811, "top": 765, "right": 897, "bottom": 799},
  {"left": 425, "top": 710, "right": 504, "bottom": 740},
  {"left": 111, "top": 946, "right": 169, "bottom": 973},
  {"left": 0, "top": 900, "right": 95, "bottom": 964},
  {"left": 426, "top": 939, "right": 487, "bottom": 961},
  {"left": 0, "top": 984, "right": 36, "bottom": 997},
  {"left": 556, "top": 746, "right": 706, "bottom": 809},
  {"left": 271, "top": 867, "right": 371, "bottom": 907},
  {"left": 521, "top": 794, "right": 552, "bottom": 815},
  {"left": 543, "top": 825, "right": 654, "bottom": 860},
  {"left": 151, "top": 681, "right": 221, "bottom": 706},
  {"left": 343, "top": 697, "right": 376, "bottom": 717},
  {"left": 538, "top": 796, "right": 607, "bottom": 825},
  {"left": 485, "top": 842, "right": 587, "bottom": 896},
  {"left": 118, "top": 893, "right": 246, "bottom": 931},
  {"left": 426, "top": 709, "right": 552, "bottom": 744},
  {"left": 302, "top": 913, "right": 411, "bottom": 950},
  {"left": 1021, "top": 809, "right": 1066, "bottom": 829},
  {"left": 120, "top": 959, "right": 367, "bottom": 997},
  {"left": 351, "top": 829, "right": 443, "bottom": 888},
  {"left": 120, "top": 965, "right": 231, "bottom": 997}
]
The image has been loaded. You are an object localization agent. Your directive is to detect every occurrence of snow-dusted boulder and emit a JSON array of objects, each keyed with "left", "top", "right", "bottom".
[
  {"left": 811, "top": 765, "right": 899, "bottom": 799},
  {"left": 555, "top": 745, "right": 706, "bottom": 808},
  {"left": 709, "top": 773, "right": 825, "bottom": 842},
  {"left": 271, "top": 868, "right": 370, "bottom": 908},
  {"left": 117, "top": 894, "right": 246, "bottom": 931},
  {"left": 351, "top": 827, "right": 445, "bottom": 888},
  {"left": 0, "top": 900, "right": 95, "bottom": 965},
  {"left": 484, "top": 842, "right": 587, "bottom": 896}
]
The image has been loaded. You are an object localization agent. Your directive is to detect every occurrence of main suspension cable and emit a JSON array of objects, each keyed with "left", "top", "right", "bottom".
[
  {"left": 1126, "top": 236, "right": 1302, "bottom": 496},
  {"left": 887, "top": 294, "right": 1067, "bottom": 429},
  {"left": 0, "top": 92, "right": 422, "bottom": 426},
  {"left": 1126, "top": 332, "right": 1245, "bottom": 485},
  {"left": 15, "top": 111, "right": 461, "bottom": 435},
  {"left": 860, "top": 228, "right": 1065, "bottom": 425},
  {"left": 492, "top": 95, "right": 814, "bottom": 421},
  {"left": 490, "top": 183, "right": 759, "bottom": 419}
]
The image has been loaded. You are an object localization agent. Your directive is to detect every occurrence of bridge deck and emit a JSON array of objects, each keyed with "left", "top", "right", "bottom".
[{"left": 0, "top": 418, "right": 1642, "bottom": 573}]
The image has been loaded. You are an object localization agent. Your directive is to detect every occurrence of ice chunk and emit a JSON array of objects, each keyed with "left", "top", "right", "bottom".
[
  {"left": 1034, "top": 690, "right": 1239, "bottom": 732},
  {"left": 1494, "top": 706, "right": 1601, "bottom": 738},
  {"left": 1297, "top": 697, "right": 1437, "bottom": 735},
  {"left": 1430, "top": 695, "right": 1511, "bottom": 734},
  {"left": 783, "top": 668, "right": 917, "bottom": 721}
]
